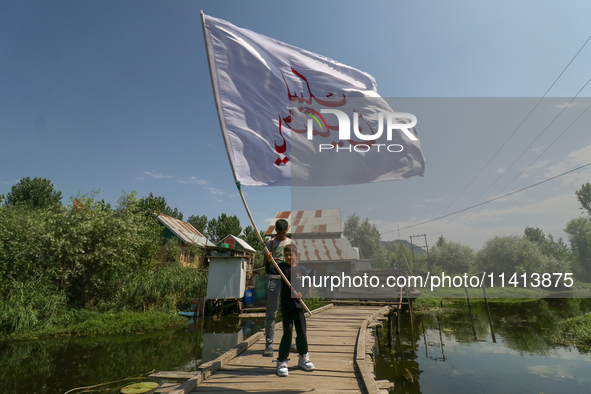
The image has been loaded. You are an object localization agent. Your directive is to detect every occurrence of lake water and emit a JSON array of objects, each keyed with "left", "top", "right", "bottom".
[
  {"left": 374, "top": 298, "right": 591, "bottom": 394},
  {"left": 0, "top": 315, "right": 264, "bottom": 394},
  {"left": 3, "top": 299, "right": 591, "bottom": 393}
]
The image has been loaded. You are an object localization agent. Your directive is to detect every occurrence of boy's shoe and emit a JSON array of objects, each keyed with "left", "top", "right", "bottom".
[
  {"left": 263, "top": 345, "right": 274, "bottom": 357},
  {"left": 275, "top": 359, "right": 289, "bottom": 377},
  {"left": 290, "top": 343, "right": 298, "bottom": 353},
  {"left": 298, "top": 353, "right": 315, "bottom": 371}
]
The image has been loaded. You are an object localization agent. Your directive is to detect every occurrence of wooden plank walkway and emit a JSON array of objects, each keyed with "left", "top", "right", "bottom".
[{"left": 152, "top": 304, "right": 393, "bottom": 394}]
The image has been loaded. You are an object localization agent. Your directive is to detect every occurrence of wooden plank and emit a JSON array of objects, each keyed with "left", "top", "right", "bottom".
[
  {"left": 356, "top": 321, "right": 367, "bottom": 362},
  {"left": 352, "top": 306, "right": 392, "bottom": 394},
  {"left": 238, "top": 313, "right": 266, "bottom": 318},
  {"left": 218, "top": 364, "right": 360, "bottom": 378},
  {"left": 193, "top": 389, "right": 366, "bottom": 394},
  {"left": 150, "top": 371, "right": 198, "bottom": 379},
  {"left": 155, "top": 383, "right": 180, "bottom": 393},
  {"left": 249, "top": 343, "right": 355, "bottom": 354},
  {"left": 225, "top": 360, "right": 355, "bottom": 373},
  {"left": 196, "top": 378, "right": 363, "bottom": 391}
]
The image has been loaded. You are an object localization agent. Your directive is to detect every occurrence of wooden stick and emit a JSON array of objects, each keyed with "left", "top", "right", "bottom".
[{"left": 237, "top": 187, "right": 311, "bottom": 315}]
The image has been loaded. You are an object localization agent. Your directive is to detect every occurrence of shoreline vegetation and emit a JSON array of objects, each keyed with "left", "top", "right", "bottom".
[
  {"left": 2, "top": 291, "right": 324, "bottom": 342},
  {"left": 414, "top": 296, "right": 591, "bottom": 353},
  {"left": 0, "top": 186, "right": 209, "bottom": 342},
  {"left": 2, "top": 310, "right": 188, "bottom": 341}
]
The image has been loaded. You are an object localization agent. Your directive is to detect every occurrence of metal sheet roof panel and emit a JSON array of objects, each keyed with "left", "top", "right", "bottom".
[
  {"left": 265, "top": 209, "right": 343, "bottom": 236},
  {"left": 294, "top": 238, "right": 358, "bottom": 262},
  {"left": 156, "top": 214, "right": 213, "bottom": 247},
  {"left": 218, "top": 234, "right": 256, "bottom": 253}
]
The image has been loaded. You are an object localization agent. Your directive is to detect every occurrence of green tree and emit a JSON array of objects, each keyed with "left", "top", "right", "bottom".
[
  {"left": 187, "top": 214, "right": 208, "bottom": 235},
  {"left": 137, "top": 193, "right": 183, "bottom": 220},
  {"left": 436, "top": 235, "right": 446, "bottom": 247},
  {"left": 524, "top": 227, "right": 545, "bottom": 243},
  {"left": 240, "top": 225, "right": 267, "bottom": 269},
  {"left": 523, "top": 226, "right": 570, "bottom": 263},
  {"left": 207, "top": 213, "right": 242, "bottom": 243},
  {"left": 4, "top": 177, "right": 62, "bottom": 209},
  {"left": 240, "top": 225, "right": 266, "bottom": 252},
  {"left": 370, "top": 244, "right": 390, "bottom": 270},
  {"left": 564, "top": 217, "right": 591, "bottom": 280},
  {"left": 575, "top": 183, "right": 591, "bottom": 217},
  {"left": 477, "top": 235, "right": 566, "bottom": 281},
  {"left": 343, "top": 214, "right": 381, "bottom": 259},
  {"left": 430, "top": 241, "right": 475, "bottom": 273}
]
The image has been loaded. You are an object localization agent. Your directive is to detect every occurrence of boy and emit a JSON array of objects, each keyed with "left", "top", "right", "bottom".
[
  {"left": 274, "top": 244, "right": 314, "bottom": 377},
  {"left": 264, "top": 219, "right": 290, "bottom": 357}
]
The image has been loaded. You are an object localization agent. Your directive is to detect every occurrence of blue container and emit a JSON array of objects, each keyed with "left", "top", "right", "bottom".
[{"left": 244, "top": 288, "right": 254, "bottom": 305}]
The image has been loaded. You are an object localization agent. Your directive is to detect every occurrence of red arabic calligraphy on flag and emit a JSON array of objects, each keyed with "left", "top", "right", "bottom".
[{"left": 202, "top": 13, "right": 425, "bottom": 186}]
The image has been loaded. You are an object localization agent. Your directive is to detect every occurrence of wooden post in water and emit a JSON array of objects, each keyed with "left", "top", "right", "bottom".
[
  {"left": 482, "top": 279, "right": 496, "bottom": 343},
  {"left": 465, "top": 285, "right": 477, "bottom": 340},
  {"left": 388, "top": 313, "right": 393, "bottom": 348},
  {"left": 397, "top": 286, "right": 403, "bottom": 334},
  {"left": 405, "top": 283, "right": 415, "bottom": 342}
]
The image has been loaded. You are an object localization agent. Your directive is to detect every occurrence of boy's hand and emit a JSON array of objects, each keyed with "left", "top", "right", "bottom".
[
  {"left": 296, "top": 292, "right": 303, "bottom": 299},
  {"left": 264, "top": 252, "right": 272, "bottom": 262}
]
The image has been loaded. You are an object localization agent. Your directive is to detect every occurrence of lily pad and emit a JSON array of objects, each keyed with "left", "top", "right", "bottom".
[{"left": 120, "top": 382, "right": 159, "bottom": 394}]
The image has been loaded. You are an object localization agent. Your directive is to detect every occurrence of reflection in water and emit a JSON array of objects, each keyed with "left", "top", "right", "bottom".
[
  {"left": 0, "top": 315, "right": 264, "bottom": 394},
  {"left": 375, "top": 299, "right": 591, "bottom": 394}
]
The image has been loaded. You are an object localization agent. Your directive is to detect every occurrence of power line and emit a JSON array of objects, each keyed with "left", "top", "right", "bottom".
[
  {"left": 430, "top": 35, "right": 591, "bottom": 220},
  {"left": 430, "top": 95, "right": 591, "bottom": 237},
  {"left": 463, "top": 77, "right": 591, "bottom": 209},
  {"left": 385, "top": 161, "right": 591, "bottom": 233}
]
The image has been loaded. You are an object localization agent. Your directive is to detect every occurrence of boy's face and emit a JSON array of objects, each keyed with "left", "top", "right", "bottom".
[
  {"left": 275, "top": 229, "right": 287, "bottom": 241},
  {"left": 284, "top": 251, "right": 292, "bottom": 265}
]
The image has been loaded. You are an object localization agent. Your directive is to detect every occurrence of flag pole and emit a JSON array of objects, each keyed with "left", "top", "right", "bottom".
[
  {"left": 200, "top": 11, "right": 311, "bottom": 315},
  {"left": 236, "top": 182, "right": 311, "bottom": 315}
]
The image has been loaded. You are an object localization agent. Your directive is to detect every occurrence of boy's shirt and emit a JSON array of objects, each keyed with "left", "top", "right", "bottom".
[
  {"left": 278, "top": 262, "right": 311, "bottom": 308},
  {"left": 265, "top": 237, "right": 291, "bottom": 275}
]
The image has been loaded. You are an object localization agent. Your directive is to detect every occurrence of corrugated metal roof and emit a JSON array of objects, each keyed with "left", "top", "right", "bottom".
[
  {"left": 294, "top": 238, "right": 358, "bottom": 262},
  {"left": 264, "top": 209, "right": 343, "bottom": 236},
  {"left": 156, "top": 213, "right": 213, "bottom": 247},
  {"left": 218, "top": 234, "right": 256, "bottom": 253}
]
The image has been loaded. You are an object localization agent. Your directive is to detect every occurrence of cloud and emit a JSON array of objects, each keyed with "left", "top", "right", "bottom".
[
  {"left": 179, "top": 176, "right": 209, "bottom": 185},
  {"left": 555, "top": 101, "right": 591, "bottom": 110},
  {"left": 143, "top": 170, "right": 172, "bottom": 179},
  {"left": 424, "top": 197, "right": 447, "bottom": 203},
  {"left": 205, "top": 187, "right": 226, "bottom": 197},
  {"left": 541, "top": 141, "right": 591, "bottom": 187},
  {"left": 0, "top": 180, "right": 19, "bottom": 185},
  {"left": 496, "top": 167, "right": 505, "bottom": 174}
]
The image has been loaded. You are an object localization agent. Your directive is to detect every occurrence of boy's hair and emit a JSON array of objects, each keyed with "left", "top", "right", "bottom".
[
  {"left": 275, "top": 219, "right": 289, "bottom": 231},
  {"left": 284, "top": 243, "right": 298, "bottom": 255}
]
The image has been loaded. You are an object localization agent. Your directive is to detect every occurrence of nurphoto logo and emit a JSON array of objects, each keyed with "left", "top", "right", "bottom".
[{"left": 306, "top": 109, "right": 418, "bottom": 153}]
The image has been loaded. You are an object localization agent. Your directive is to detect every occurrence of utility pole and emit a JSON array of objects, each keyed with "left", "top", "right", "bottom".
[
  {"left": 424, "top": 233, "right": 431, "bottom": 271},
  {"left": 409, "top": 234, "right": 431, "bottom": 272},
  {"left": 409, "top": 236, "right": 416, "bottom": 271}
]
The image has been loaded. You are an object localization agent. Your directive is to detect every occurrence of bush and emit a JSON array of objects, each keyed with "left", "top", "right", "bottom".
[
  {"left": 476, "top": 235, "right": 569, "bottom": 281},
  {"left": 430, "top": 241, "right": 475, "bottom": 273},
  {"left": 0, "top": 188, "right": 208, "bottom": 337}
]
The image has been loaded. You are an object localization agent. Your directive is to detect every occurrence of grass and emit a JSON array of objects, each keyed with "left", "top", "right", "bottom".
[{"left": 3, "top": 310, "right": 186, "bottom": 341}]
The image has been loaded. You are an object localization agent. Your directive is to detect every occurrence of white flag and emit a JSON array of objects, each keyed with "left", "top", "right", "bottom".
[{"left": 201, "top": 13, "right": 425, "bottom": 187}]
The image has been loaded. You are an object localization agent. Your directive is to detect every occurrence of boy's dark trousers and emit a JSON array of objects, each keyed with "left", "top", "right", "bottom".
[{"left": 277, "top": 298, "right": 308, "bottom": 362}]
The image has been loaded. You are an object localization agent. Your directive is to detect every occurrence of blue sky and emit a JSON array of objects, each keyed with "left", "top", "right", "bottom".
[{"left": 2, "top": 0, "right": 591, "bottom": 249}]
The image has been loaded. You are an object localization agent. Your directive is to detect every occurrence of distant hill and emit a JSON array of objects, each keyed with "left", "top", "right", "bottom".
[{"left": 381, "top": 239, "right": 427, "bottom": 255}]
